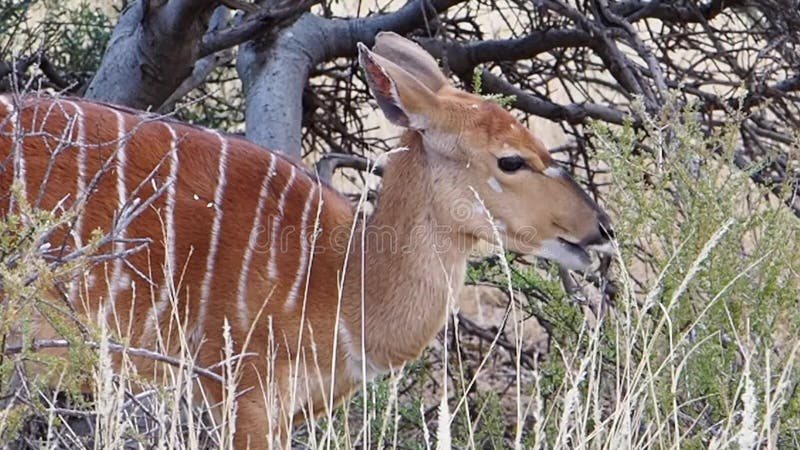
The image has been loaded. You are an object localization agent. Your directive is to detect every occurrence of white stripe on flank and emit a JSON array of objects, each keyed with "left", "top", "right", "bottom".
[
  {"left": 72, "top": 102, "right": 87, "bottom": 241},
  {"left": 191, "top": 132, "right": 229, "bottom": 346},
  {"left": 236, "top": 154, "right": 277, "bottom": 330},
  {"left": 0, "top": 95, "right": 25, "bottom": 200},
  {"left": 267, "top": 165, "right": 296, "bottom": 280},
  {"left": 143, "top": 123, "right": 180, "bottom": 342},
  {"left": 106, "top": 110, "right": 129, "bottom": 324},
  {"left": 284, "top": 185, "right": 317, "bottom": 310},
  {"left": 115, "top": 113, "right": 128, "bottom": 215},
  {"left": 65, "top": 101, "right": 86, "bottom": 305}
]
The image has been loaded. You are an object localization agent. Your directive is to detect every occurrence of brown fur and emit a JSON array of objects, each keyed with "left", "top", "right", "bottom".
[{"left": 0, "top": 34, "right": 611, "bottom": 449}]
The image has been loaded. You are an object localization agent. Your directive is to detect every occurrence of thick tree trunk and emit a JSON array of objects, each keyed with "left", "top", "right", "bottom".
[
  {"left": 85, "top": 0, "right": 214, "bottom": 110},
  {"left": 237, "top": 14, "right": 325, "bottom": 157}
]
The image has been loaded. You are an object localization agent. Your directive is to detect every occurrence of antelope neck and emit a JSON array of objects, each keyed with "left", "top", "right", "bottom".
[{"left": 341, "top": 132, "right": 472, "bottom": 371}]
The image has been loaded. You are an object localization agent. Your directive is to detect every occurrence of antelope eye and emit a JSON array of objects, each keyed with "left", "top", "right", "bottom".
[{"left": 497, "top": 155, "right": 526, "bottom": 173}]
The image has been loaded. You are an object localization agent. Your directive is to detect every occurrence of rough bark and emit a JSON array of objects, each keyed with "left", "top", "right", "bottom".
[{"left": 84, "top": 0, "right": 216, "bottom": 110}]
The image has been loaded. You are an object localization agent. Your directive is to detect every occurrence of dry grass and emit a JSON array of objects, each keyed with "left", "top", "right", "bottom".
[{"left": 1, "top": 98, "right": 799, "bottom": 450}]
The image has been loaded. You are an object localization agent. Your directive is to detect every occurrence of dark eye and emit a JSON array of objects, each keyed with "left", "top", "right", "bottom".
[{"left": 497, "top": 155, "right": 526, "bottom": 173}]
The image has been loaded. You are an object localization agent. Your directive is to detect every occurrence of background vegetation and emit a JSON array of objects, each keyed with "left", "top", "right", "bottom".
[{"left": 1, "top": 0, "right": 799, "bottom": 448}]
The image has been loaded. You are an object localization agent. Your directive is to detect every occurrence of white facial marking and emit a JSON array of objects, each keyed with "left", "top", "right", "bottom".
[
  {"left": 544, "top": 166, "right": 563, "bottom": 178},
  {"left": 493, "top": 219, "right": 507, "bottom": 233},
  {"left": 487, "top": 177, "right": 503, "bottom": 193}
]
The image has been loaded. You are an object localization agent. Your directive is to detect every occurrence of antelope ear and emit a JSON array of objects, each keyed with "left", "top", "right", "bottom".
[
  {"left": 372, "top": 32, "right": 450, "bottom": 92},
  {"left": 357, "top": 42, "right": 439, "bottom": 130}
]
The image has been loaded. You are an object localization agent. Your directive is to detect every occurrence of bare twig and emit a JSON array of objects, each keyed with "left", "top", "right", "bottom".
[
  {"left": 3, "top": 339, "right": 251, "bottom": 385},
  {"left": 315, "top": 152, "right": 382, "bottom": 183}
]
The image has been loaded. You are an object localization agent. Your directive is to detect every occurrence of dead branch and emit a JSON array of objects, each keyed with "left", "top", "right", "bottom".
[{"left": 3, "top": 339, "right": 257, "bottom": 385}]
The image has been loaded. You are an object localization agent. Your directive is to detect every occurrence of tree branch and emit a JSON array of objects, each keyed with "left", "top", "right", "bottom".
[
  {"left": 3, "top": 339, "right": 248, "bottom": 385},
  {"left": 410, "top": 31, "right": 634, "bottom": 127},
  {"left": 38, "top": 56, "right": 71, "bottom": 90},
  {"left": 315, "top": 152, "right": 381, "bottom": 183},
  {"left": 199, "top": 0, "right": 317, "bottom": 57},
  {"left": 479, "top": 70, "right": 633, "bottom": 125},
  {"left": 741, "top": 73, "right": 800, "bottom": 111},
  {"left": 237, "top": 0, "right": 466, "bottom": 156},
  {"left": 610, "top": 0, "right": 737, "bottom": 23},
  {"left": 417, "top": 29, "right": 595, "bottom": 76}
]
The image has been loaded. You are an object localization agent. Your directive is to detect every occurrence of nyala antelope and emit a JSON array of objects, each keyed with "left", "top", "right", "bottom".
[{"left": 0, "top": 33, "right": 612, "bottom": 448}]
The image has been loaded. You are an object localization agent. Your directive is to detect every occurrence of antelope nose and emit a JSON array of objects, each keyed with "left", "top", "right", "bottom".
[
  {"left": 599, "top": 223, "right": 615, "bottom": 241},
  {"left": 582, "top": 222, "right": 614, "bottom": 249},
  {"left": 597, "top": 210, "right": 614, "bottom": 241},
  {"left": 583, "top": 231, "right": 608, "bottom": 248}
]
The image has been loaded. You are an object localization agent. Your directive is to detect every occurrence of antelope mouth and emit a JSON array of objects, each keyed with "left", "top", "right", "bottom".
[
  {"left": 534, "top": 238, "right": 594, "bottom": 271},
  {"left": 557, "top": 237, "right": 593, "bottom": 264},
  {"left": 586, "top": 240, "right": 614, "bottom": 256}
]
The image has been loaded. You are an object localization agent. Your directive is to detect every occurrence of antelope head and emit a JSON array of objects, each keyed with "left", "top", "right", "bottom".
[{"left": 358, "top": 33, "right": 613, "bottom": 271}]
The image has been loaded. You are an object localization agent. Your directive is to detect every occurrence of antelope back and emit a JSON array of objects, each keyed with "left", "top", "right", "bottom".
[{"left": 0, "top": 93, "right": 353, "bottom": 364}]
